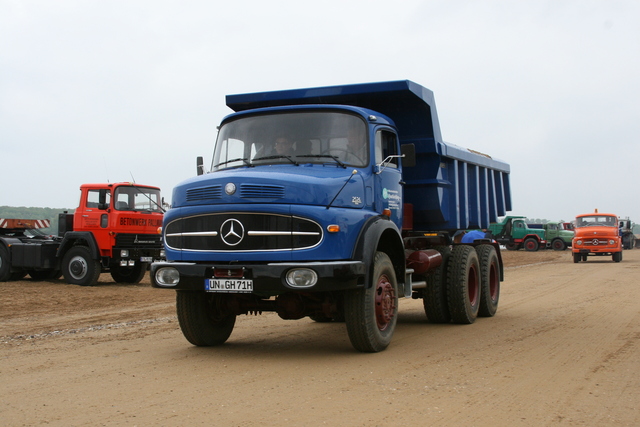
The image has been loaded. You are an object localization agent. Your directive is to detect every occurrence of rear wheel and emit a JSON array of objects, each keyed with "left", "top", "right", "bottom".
[
  {"left": 524, "top": 238, "right": 539, "bottom": 252},
  {"left": 422, "top": 246, "right": 452, "bottom": 323},
  {"left": 345, "top": 252, "right": 398, "bottom": 352},
  {"left": 447, "top": 245, "right": 480, "bottom": 324},
  {"left": 505, "top": 242, "right": 519, "bottom": 251},
  {"left": 476, "top": 245, "right": 500, "bottom": 317},
  {"left": 62, "top": 246, "right": 101, "bottom": 286},
  {"left": 176, "top": 291, "right": 236, "bottom": 346},
  {"left": 111, "top": 262, "right": 147, "bottom": 284}
]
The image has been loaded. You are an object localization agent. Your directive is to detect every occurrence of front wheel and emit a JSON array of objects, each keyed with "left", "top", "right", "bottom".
[
  {"left": 523, "top": 238, "right": 540, "bottom": 252},
  {"left": 62, "top": 246, "right": 101, "bottom": 286},
  {"left": 573, "top": 253, "right": 581, "bottom": 263},
  {"left": 613, "top": 252, "right": 622, "bottom": 262},
  {"left": 176, "top": 291, "right": 236, "bottom": 346},
  {"left": 476, "top": 245, "right": 500, "bottom": 317},
  {"left": 447, "top": 245, "right": 480, "bottom": 324},
  {"left": 344, "top": 252, "right": 398, "bottom": 352},
  {"left": 110, "top": 262, "right": 147, "bottom": 284}
]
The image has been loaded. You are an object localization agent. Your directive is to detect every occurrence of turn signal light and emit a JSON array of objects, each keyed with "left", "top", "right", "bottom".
[{"left": 327, "top": 224, "right": 340, "bottom": 233}]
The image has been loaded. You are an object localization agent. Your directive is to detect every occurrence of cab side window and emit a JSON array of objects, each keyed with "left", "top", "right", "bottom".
[
  {"left": 86, "top": 190, "right": 111, "bottom": 209},
  {"left": 375, "top": 130, "right": 399, "bottom": 168}
]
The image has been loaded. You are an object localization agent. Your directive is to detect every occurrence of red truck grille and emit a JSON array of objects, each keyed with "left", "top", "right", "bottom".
[{"left": 584, "top": 239, "right": 609, "bottom": 246}]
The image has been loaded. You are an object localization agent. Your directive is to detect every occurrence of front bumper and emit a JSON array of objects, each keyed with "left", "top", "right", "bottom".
[
  {"left": 150, "top": 260, "right": 366, "bottom": 294},
  {"left": 573, "top": 247, "right": 620, "bottom": 255}
]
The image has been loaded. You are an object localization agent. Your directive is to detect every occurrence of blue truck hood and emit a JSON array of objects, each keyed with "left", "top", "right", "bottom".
[{"left": 171, "top": 164, "right": 367, "bottom": 209}]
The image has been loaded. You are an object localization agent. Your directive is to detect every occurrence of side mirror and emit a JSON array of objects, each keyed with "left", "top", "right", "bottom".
[
  {"left": 401, "top": 144, "right": 416, "bottom": 167},
  {"left": 197, "top": 156, "right": 204, "bottom": 176}
]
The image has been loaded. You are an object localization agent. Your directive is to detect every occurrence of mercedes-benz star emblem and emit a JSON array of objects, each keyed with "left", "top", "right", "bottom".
[{"left": 220, "top": 219, "right": 245, "bottom": 246}]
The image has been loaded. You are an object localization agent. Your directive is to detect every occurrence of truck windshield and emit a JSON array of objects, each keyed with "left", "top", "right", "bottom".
[
  {"left": 212, "top": 111, "right": 368, "bottom": 170},
  {"left": 576, "top": 215, "right": 616, "bottom": 227},
  {"left": 114, "top": 186, "right": 163, "bottom": 212}
]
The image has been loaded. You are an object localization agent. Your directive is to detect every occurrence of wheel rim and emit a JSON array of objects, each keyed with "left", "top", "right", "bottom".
[
  {"left": 69, "top": 256, "right": 88, "bottom": 280},
  {"left": 488, "top": 262, "right": 499, "bottom": 301},
  {"left": 374, "top": 274, "right": 396, "bottom": 331},
  {"left": 468, "top": 264, "right": 479, "bottom": 306}
]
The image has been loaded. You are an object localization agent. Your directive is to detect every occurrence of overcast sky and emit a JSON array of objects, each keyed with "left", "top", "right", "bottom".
[{"left": 2, "top": 0, "right": 639, "bottom": 223}]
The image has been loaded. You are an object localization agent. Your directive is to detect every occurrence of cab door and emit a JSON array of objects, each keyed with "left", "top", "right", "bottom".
[
  {"left": 77, "top": 188, "right": 111, "bottom": 254},
  {"left": 373, "top": 128, "right": 403, "bottom": 230}
]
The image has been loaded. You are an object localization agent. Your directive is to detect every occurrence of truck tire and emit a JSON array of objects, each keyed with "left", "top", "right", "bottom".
[
  {"left": 0, "top": 245, "right": 11, "bottom": 282},
  {"left": 344, "top": 251, "right": 398, "bottom": 352},
  {"left": 505, "top": 242, "right": 519, "bottom": 251},
  {"left": 573, "top": 253, "right": 581, "bottom": 263},
  {"left": 523, "top": 238, "right": 539, "bottom": 252},
  {"left": 613, "top": 252, "right": 622, "bottom": 262},
  {"left": 446, "top": 245, "right": 480, "bottom": 324},
  {"left": 110, "top": 263, "right": 147, "bottom": 284},
  {"left": 551, "top": 239, "right": 566, "bottom": 251},
  {"left": 28, "top": 270, "right": 62, "bottom": 280},
  {"left": 176, "top": 291, "right": 236, "bottom": 346},
  {"left": 476, "top": 244, "right": 500, "bottom": 317},
  {"left": 422, "top": 246, "right": 452, "bottom": 323},
  {"left": 62, "top": 246, "right": 101, "bottom": 286}
]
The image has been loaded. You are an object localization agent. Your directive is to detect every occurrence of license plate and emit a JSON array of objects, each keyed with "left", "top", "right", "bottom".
[
  {"left": 140, "top": 257, "right": 153, "bottom": 262},
  {"left": 205, "top": 279, "right": 253, "bottom": 293}
]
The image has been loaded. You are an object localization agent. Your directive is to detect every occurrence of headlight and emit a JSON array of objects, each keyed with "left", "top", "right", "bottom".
[
  {"left": 120, "top": 249, "right": 129, "bottom": 258},
  {"left": 576, "top": 240, "right": 582, "bottom": 245},
  {"left": 155, "top": 267, "right": 180, "bottom": 286},
  {"left": 286, "top": 268, "right": 318, "bottom": 288},
  {"left": 609, "top": 240, "right": 615, "bottom": 245}
]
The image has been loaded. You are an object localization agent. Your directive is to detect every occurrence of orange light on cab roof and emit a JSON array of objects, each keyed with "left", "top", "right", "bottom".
[
  {"left": 382, "top": 209, "right": 392, "bottom": 217},
  {"left": 327, "top": 224, "right": 340, "bottom": 233}
]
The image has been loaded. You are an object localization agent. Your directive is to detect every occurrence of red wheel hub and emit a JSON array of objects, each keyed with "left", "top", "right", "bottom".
[
  {"left": 375, "top": 275, "right": 396, "bottom": 330},
  {"left": 468, "top": 264, "right": 479, "bottom": 306}
]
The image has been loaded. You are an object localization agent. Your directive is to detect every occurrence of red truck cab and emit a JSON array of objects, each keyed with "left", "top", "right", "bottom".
[{"left": 58, "top": 182, "right": 165, "bottom": 284}]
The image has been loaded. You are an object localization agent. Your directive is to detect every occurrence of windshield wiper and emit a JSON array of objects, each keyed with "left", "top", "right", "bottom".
[
  {"left": 296, "top": 154, "right": 346, "bottom": 168},
  {"left": 130, "top": 185, "right": 166, "bottom": 213},
  {"left": 214, "top": 157, "right": 253, "bottom": 168},
  {"left": 252, "top": 155, "right": 299, "bottom": 166}
]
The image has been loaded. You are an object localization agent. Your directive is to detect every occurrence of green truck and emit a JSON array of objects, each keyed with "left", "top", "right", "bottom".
[
  {"left": 488, "top": 216, "right": 546, "bottom": 251},
  {"left": 528, "top": 221, "right": 574, "bottom": 251}
]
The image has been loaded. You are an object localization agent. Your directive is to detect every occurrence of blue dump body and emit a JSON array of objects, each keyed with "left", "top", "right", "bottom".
[{"left": 227, "top": 80, "right": 511, "bottom": 231}]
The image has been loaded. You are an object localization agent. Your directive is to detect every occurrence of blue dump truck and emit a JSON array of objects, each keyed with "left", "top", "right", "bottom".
[{"left": 151, "top": 80, "right": 512, "bottom": 352}]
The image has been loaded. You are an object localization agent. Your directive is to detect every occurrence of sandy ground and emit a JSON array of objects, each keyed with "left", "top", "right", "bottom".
[{"left": 1, "top": 249, "right": 639, "bottom": 426}]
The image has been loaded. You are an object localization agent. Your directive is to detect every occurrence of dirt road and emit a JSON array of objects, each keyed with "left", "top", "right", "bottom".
[{"left": 1, "top": 250, "right": 639, "bottom": 426}]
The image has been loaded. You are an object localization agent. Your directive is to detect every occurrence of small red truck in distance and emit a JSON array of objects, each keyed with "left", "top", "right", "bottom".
[
  {"left": 0, "top": 182, "right": 165, "bottom": 285},
  {"left": 572, "top": 211, "right": 622, "bottom": 263}
]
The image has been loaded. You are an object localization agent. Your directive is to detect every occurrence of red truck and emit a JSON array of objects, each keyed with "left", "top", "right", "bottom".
[
  {"left": 572, "top": 211, "right": 622, "bottom": 263},
  {"left": 0, "top": 182, "right": 165, "bottom": 285}
]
